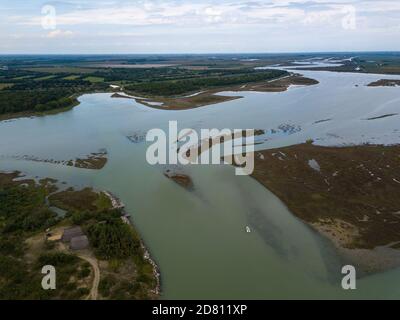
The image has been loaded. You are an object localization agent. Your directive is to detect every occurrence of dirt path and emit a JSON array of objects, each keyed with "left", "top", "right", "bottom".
[{"left": 77, "top": 253, "right": 100, "bottom": 300}]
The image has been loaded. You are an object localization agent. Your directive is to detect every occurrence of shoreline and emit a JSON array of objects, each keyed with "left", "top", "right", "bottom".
[
  {"left": 0, "top": 171, "right": 161, "bottom": 299},
  {"left": 367, "top": 79, "right": 400, "bottom": 87},
  {"left": 7, "top": 150, "right": 108, "bottom": 170},
  {"left": 103, "top": 191, "right": 162, "bottom": 296},
  {"left": 0, "top": 74, "right": 318, "bottom": 120},
  {"left": 311, "top": 222, "right": 400, "bottom": 274},
  {"left": 114, "top": 74, "right": 319, "bottom": 111},
  {"left": 249, "top": 143, "right": 400, "bottom": 274},
  {"left": 0, "top": 98, "right": 80, "bottom": 122},
  {"left": 1, "top": 66, "right": 397, "bottom": 279},
  {"left": 0, "top": 89, "right": 115, "bottom": 122}
]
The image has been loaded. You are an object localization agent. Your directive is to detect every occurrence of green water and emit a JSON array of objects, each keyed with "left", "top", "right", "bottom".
[{"left": 1, "top": 77, "right": 400, "bottom": 299}]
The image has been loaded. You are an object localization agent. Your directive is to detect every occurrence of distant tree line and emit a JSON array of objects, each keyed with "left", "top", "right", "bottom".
[
  {"left": 0, "top": 65, "right": 287, "bottom": 115},
  {"left": 91, "top": 67, "right": 273, "bottom": 83},
  {"left": 125, "top": 69, "right": 288, "bottom": 96},
  {"left": 0, "top": 72, "right": 108, "bottom": 114},
  {"left": 0, "top": 90, "right": 76, "bottom": 113}
]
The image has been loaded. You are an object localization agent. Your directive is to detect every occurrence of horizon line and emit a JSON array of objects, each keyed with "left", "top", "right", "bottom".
[{"left": 1, "top": 50, "right": 400, "bottom": 56}]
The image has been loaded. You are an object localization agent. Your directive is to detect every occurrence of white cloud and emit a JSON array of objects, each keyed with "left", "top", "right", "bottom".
[
  {"left": 2, "top": 0, "right": 400, "bottom": 53},
  {"left": 45, "top": 29, "right": 74, "bottom": 38},
  {"left": 11, "top": 1, "right": 356, "bottom": 27},
  {"left": 2, "top": 0, "right": 396, "bottom": 33}
]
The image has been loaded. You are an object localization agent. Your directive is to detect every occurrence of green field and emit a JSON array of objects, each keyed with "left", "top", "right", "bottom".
[
  {"left": 24, "top": 67, "right": 98, "bottom": 74},
  {"left": 63, "top": 75, "right": 81, "bottom": 80},
  {"left": 34, "top": 75, "right": 57, "bottom": 81},
  {"left": 84, "top": 76, "right": 104, "bottom": 83},
  {"left": 12, "top": 75, "right": 34, "bottom": 80}
]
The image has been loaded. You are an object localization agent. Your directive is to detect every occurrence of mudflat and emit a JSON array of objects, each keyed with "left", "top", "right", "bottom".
[{"left": 250, "top": 143, "right": 400, "bottom": 271}]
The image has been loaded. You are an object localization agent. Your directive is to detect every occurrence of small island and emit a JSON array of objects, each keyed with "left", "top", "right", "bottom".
[
  {"left": 367, "top": 79, "right": 400, "bottom": 87},
  {"left": 164, "top": 169, "right": 194, "bottom": 190},
  {"left": 12, "top": 150, "right": 108, "bottom": 170}
]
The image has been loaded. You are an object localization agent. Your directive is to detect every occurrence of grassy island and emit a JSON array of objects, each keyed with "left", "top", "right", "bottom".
[{"left": 250, "top": 143, "right": 400, "bottom": 273}]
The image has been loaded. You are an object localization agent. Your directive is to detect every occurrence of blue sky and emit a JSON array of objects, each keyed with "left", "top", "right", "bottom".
[{"left": 1, "top": 0, "right": 400, "bottom": 54}]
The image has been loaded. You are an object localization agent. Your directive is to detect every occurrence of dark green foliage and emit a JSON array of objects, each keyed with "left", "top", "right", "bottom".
[
  {"left": 0, "top": 179, "right": 91, "bottom": 300},
  {"left": 0, "top": 89, "right": 74, "bottom": 114},
  {"left": 78, "top": 266, "right": 91, "bottom": 279},
  {"left": 125, "top": 69, "right": 287, "bottom": 96},
  {"left": 0, "top": 235, "right": 25, "bottom": 257},
  {"left": 0, "top": 185, "right": 43, "bottom": 219},
  {"left": 99, "top": 275, "right": 116, "bottom": 297},
  {"left": 112, "top": 281, "right": 138, "bottom": 300},
  {"left": 87, "top": 218, "right": 140, "bottom": 260},
  {"left": 0, "top": 253, "right": 85, "bottom": 300},
  {"left": 76, "top": 287, "right": 90, "bottom": 296},
  {"left": 71, "top": 210, "right": 93, "bottom": 225},
  {"left": 0, "top": 69, "right": 108, "bottom": 115},
  {"left": 91, "top": 66, "right": 263, "bottom": 83},
  {"left": 71, "top": 208, "right": 121, "bottom": 225},
  {"left": 0, "top": 185, "right": 58, "bottom": 233},
  {"left": 96, "top": 209, "right": 124, "bottom": 221},
  {"left": 34, "top": 252, "right": 90, "bottom": 300},
  {"left": 99, "top": 273, "right": 151, "bottom": 300},
  {"left": 0, "top": 255, "right": 48, "bottom": 300},
  {"left": 37, "top": 252, "right": 79, "bottom": 267}
]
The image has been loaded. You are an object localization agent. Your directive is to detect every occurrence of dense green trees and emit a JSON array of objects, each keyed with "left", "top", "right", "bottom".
[
  {"left": 0, "top": 255, "right": 46, "bottom": 300},
  {"left": 0, "top": 90, "right": 71, "bottom": 114},
  {"left": 0, "top": 177, "right": 92, "bottom": 300},
  {"left": 125, "top": 69, "right": 287, "bottom": 96},
  {"left": 0, "top": 184, "right": 58, "bottom": 233},
  {"left": 90, "top": 67, "right": 266, "bottom": 83},
  {"left": 87, "top": 217, "right": 140, "bottom": 260},
  {"left": 0, "top": 69, "right": 108, "bottom": 115}
]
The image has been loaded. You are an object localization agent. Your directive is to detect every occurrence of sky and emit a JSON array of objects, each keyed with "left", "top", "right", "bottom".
[{"left": 1, "top": 0, "right": 400, "bottom": 54}]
